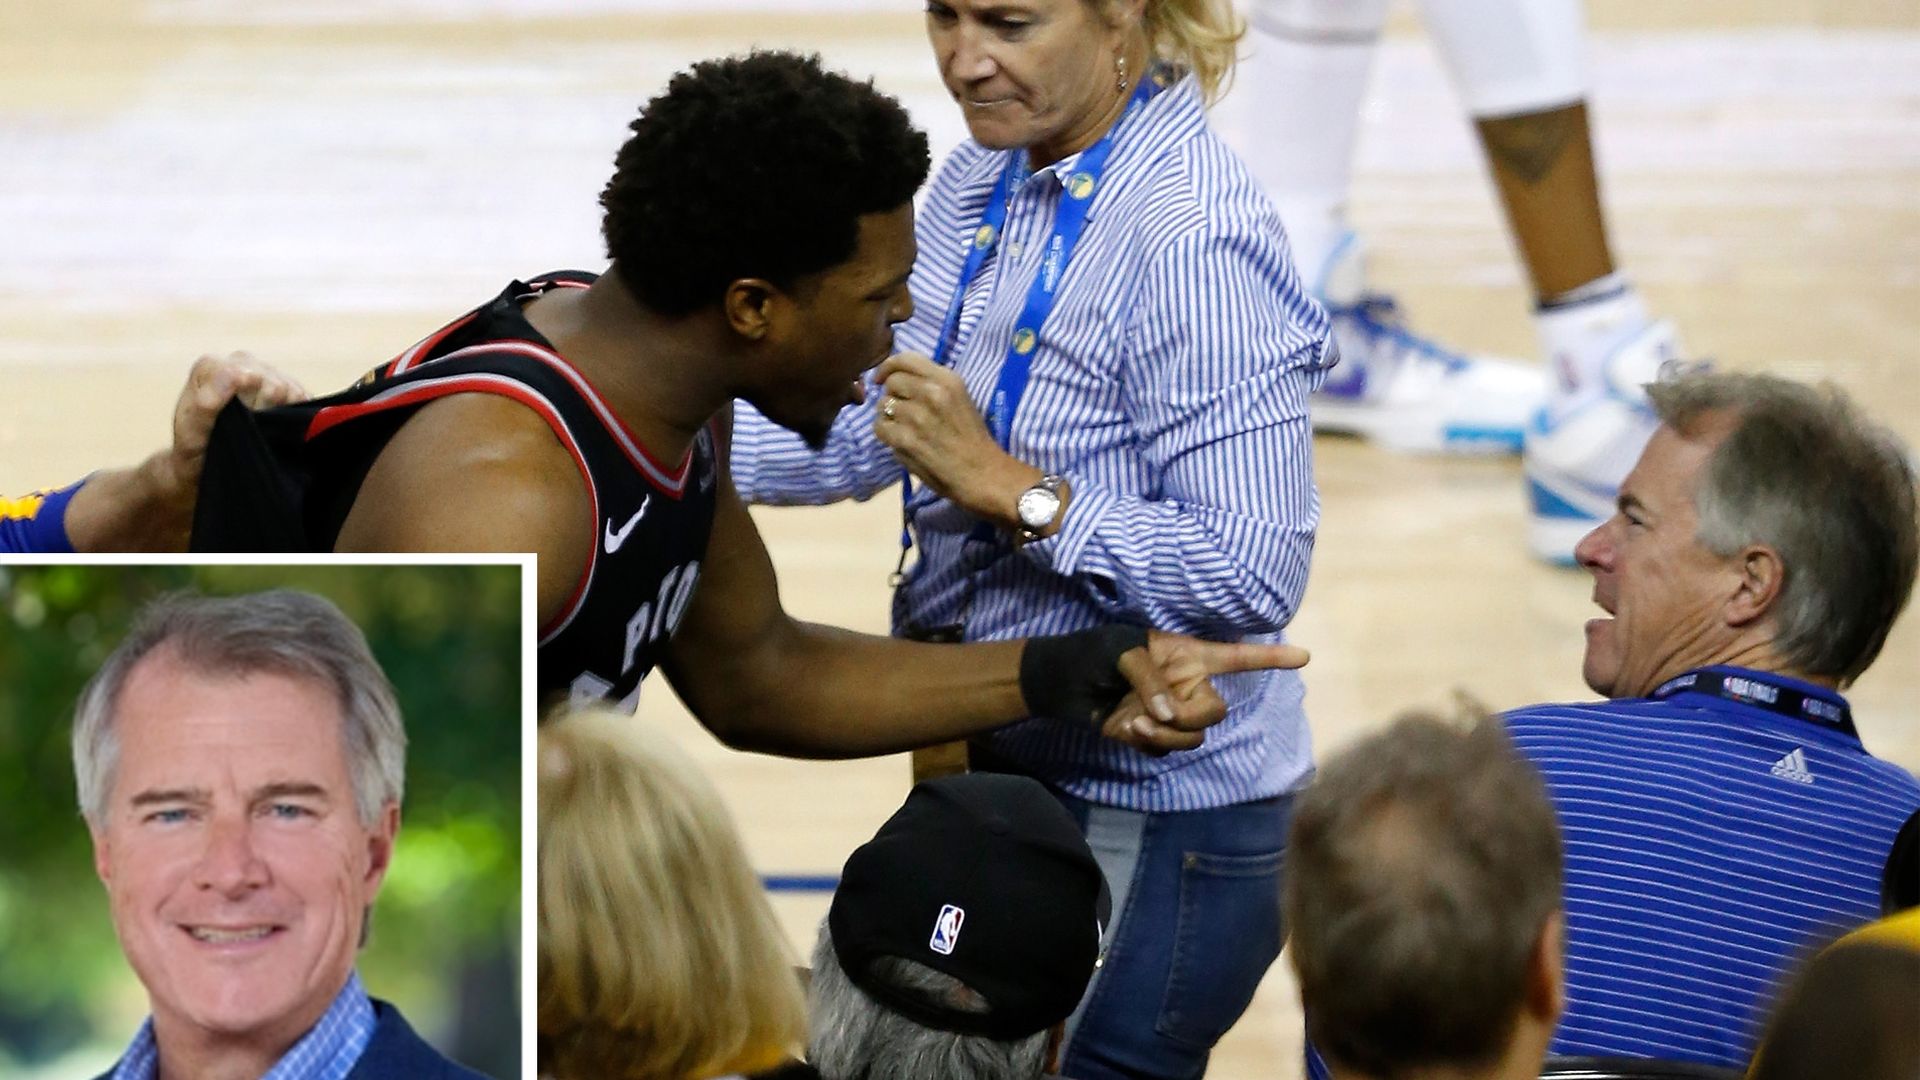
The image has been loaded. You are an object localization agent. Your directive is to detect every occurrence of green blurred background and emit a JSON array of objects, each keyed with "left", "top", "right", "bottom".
[{"left": 0, "top": 563, "right": 522, "bottom": 1079}]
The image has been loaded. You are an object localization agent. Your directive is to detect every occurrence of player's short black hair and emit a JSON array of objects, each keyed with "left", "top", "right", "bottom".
[{"left": 601, "top": 51, "right": 931, "bottom": 317}]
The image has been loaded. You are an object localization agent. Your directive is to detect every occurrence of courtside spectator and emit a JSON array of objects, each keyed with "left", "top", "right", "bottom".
[
  {"left": 1745, "top": 910, "right": 1920, "bottom": 1080},
  {"left": 537, "top": 711, "right": 811, "bottom": 1080},
  {"left": 1503, "top": 371, "right": 1920, "bottom": 1066},
  {"left": 808, "top": 773, "right": 1109, "bottom": 1080},
  {"left": 1288, "top": 712, "right": 1567, "bottom": 1080}
]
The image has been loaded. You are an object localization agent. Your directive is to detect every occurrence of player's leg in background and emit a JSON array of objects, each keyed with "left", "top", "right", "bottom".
[
  {"left": 1421, "top": 0, "right": 1683, "bottom": 563},
  {"left": 1231, "top": 0, "right": 1548, "bottom": 459}
]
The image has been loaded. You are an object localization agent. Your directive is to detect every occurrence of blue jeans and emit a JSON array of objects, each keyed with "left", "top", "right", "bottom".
[{"left": 1047, "top": 787, "right": 1294, "bottom": 1080}]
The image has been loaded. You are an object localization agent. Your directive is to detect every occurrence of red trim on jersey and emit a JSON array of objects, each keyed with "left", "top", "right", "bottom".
[
  {"left": 302, "top": 374, "right": 601, "bottom": 643},
  {"left": 387, "top": 311, "right": 479, "bottom": 379},
  {"left": 430, "top": 341, "right": 695, "bottom": 497}
]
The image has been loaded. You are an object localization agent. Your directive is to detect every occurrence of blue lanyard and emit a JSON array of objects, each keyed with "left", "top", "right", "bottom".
[{"left": 895, "top": 69, "right": 1169, "bottom": 568}]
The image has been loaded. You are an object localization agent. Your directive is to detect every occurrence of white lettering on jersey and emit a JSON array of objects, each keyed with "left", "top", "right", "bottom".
[{"left": 621, "top": 560, "right": 703, "bottom": 675}]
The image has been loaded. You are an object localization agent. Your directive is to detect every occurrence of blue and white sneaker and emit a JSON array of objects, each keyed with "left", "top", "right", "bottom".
[
  {"left": 1307, "top": 236, "right": 1547, "bottom": 454},
  {"left": 1523, "top": 318, "right": 1684, "bottom": 564}
]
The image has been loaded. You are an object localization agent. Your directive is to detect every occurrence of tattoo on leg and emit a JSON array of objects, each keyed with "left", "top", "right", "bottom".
[{"left": 1478, "top": 105, "right": 1583, "bottom": 187}]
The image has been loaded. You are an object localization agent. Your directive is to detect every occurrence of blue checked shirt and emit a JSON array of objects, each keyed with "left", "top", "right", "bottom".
[
  {"left": 732, "top": 75, "right": 1332, "bottom": 811},
  {"left": 109, "top": 971, "right": 377, "bottom": 1080}
]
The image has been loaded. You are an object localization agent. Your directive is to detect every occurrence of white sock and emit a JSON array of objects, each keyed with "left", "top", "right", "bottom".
[
  {"left": 1231, "top": 0, "right": 1391, "bottom": 282},
  {"left": 1534, "top": 274, "right": 1647, "bottom": 407}
]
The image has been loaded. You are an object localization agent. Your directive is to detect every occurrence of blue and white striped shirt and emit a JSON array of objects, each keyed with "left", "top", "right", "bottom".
[
  {"left": 732, "top": 75, "right": 1332, "bottom": 811},
  {"left": 1505, "top": 671, "right": 1920, "bottom": 1067},
  {"left": 109, "top": 971, "right": 377, "bottom": 1080}
]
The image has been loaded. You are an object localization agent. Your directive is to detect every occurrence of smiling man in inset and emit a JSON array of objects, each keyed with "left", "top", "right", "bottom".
[{"left": 75, "top": 590, "right": 487, "bottom": 1080}]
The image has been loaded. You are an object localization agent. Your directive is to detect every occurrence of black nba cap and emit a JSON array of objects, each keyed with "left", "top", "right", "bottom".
[{"left": 828, "top": 773, "right": 1111, "bottom": 1041}]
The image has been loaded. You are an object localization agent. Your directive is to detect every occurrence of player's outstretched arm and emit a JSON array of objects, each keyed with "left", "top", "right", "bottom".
[
  {"left": 661, "top": 473, "right": 1309, "bottom": 759},
  {"left": 67, "top": 352, "right": 307, "bottom": 552}
]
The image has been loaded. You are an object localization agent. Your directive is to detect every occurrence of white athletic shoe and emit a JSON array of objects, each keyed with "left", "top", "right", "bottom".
[
  {"left": 1308, "top": 236, "right": 1547, "bottom": 455},
  {"left": 1523, "top": 318, "right": 1686, "bottom": 564}
]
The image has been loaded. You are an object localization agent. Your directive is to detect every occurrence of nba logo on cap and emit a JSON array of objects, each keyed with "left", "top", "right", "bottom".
[{"left": 930, "top": 904, "right": 966, "bottom": 955}]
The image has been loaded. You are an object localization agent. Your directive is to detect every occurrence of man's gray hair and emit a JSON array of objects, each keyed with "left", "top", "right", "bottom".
[
  {"left": 72, "top": 590, "right": 407, "bottom": 827},
  {"left": 1648, "top": 372, "right": 1919, "bottom": 685},
  {"left": 807, "top": 925, "right": 1049, "bottom": 1080}
]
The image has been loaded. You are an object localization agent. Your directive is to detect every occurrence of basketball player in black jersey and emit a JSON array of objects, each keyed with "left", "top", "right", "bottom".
[{"left": 194, "top": 51, "right": 1306, "bottom": 754}]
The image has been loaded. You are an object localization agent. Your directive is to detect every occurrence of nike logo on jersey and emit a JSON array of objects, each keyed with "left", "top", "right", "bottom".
[{"left": 604, "top": 496, "right": 650, "bottom": 554}]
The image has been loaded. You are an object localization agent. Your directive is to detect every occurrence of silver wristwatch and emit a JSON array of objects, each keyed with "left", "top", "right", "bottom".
[{"left": 1015, "top": 474, "right": 1066, "bottom": 541}]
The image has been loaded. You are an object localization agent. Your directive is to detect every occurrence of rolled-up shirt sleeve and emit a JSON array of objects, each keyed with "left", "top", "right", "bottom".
[{"left": 1019, "top": 225, "right": 1331, "bottom": 639}]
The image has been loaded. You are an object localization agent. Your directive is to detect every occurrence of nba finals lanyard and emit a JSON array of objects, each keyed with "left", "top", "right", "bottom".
[
  {"left": 895, "top": 68, "right": 1168, "bottom": 571},
  {"left": 1651, "top": 667, "right": 1857, "bottom": 738}
]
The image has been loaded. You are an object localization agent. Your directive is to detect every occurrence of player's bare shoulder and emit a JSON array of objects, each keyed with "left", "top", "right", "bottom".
[{"left": 336, "top": 392, "right": 591, "bottom": 613}]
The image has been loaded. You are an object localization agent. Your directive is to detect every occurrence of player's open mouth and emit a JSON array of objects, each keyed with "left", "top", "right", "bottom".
[{"left": 184, "top": 924, "right": 283, "bottom": 945}]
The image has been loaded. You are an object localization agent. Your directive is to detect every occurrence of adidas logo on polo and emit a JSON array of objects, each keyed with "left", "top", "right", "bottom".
[{"left": 1770, "top": 748, "right": 1815, "bottom": 785}]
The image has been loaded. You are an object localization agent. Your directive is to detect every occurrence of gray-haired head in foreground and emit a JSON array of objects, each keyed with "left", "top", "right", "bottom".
[
  {"left": 1287, "top": 710, "right": 1564, "bottom": 1079},
  {"left": 1647, "top": 371, "right": 1919, "bottom": 685},
  {"left": 808, "top": 925, "right": 1049, "bottom": 1080},
  {"left": 72, "top": 589, "right": 407, "bottom": 827}
]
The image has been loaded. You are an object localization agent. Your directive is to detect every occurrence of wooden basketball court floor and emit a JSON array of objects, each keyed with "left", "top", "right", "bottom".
[{"left": 1, "top": 2, "right": 1915, "bottom": 1074}]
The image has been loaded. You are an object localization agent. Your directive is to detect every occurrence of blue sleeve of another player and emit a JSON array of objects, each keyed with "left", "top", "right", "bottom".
[{"left": 0, "top": 481, "right": 81, "bottom": 553}]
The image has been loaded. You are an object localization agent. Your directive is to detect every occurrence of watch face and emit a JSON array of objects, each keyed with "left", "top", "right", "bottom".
[{"left": 1018, "top": 486, "right": 1060, "bottom": 529}]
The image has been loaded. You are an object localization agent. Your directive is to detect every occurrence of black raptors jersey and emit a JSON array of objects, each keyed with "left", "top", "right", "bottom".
[{"left": 192, "top": 272, "right": 718, "bottom": 707}]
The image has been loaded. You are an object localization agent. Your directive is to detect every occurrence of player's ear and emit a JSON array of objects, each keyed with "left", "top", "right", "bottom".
[{"left": 722, "top": 278, "right": 778, "bottom": 341}]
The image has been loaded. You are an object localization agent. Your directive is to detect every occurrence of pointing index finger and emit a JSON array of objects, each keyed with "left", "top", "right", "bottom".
[{"left": 1197, "top": 641, "right": 1311, "bottom": 676}]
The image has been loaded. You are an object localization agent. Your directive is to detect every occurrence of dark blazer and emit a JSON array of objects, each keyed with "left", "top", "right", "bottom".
[
  {"left": 92, "top": 998, "right": 494, "bottom": 1080},
  {"left": 349, "top": 999, "right": 493, "bottom": 1079}
]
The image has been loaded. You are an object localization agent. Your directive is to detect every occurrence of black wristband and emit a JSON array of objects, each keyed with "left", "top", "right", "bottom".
[{"left": 1020, "top": 625, "right": 1151, "bottom": 729}]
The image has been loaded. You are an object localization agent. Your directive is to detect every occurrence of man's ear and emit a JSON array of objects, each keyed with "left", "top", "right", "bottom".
[
  {"left": 1527, "top": 910, "right": 1567, "bottom": 1023},
  {"left": 91, "top": 824, "right": 113, "bottom": 886},
  {"left": 363, "top": 801, "right": 401, "bottom": 894},
  {"left": 1726, "top": 543, "right": 1786, "bottom": 629},
  {"left": 722, "top": 279, "right": 780, "bottom": 341}
]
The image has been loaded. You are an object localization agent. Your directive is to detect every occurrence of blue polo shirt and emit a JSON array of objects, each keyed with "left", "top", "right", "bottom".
[{"left": 1505, "top": 666, "right": 1920, "bottom": 1067}]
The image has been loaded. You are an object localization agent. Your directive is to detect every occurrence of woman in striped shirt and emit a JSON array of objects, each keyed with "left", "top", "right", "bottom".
[{"left": 731, "top": 0, "right": 1333, "bottom": 1074}]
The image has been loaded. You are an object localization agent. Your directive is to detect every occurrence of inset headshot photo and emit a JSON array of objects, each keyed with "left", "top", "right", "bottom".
[{"left": 0, "top": 562, "right": 524, "bottom": 1079}]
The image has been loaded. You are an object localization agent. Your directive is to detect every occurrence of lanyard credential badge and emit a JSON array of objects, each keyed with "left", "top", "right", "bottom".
[{"left": 893, "top": 68, "right": 1170, "bottom": 588}]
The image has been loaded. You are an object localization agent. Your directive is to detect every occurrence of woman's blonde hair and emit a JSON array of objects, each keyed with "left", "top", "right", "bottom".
[
  {"left": 538, "top": 710, "right": 806, "bottom": 1080},
  {"left": 1134, "top": 0, "right": 1245, "bottom": 103}
]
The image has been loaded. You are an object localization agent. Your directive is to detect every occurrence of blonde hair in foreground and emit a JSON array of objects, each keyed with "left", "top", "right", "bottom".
[
  {"left": 1138, "top": 0, "right": 1243, "bottom": 103},
  {"left": 538, "top": 710, "right": 805, "bottom": 1080}
]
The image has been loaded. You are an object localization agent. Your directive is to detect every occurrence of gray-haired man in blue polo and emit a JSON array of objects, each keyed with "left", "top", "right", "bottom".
[{"left": 1502, "top": 371, "right": 1920, "bottom": 1069}]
